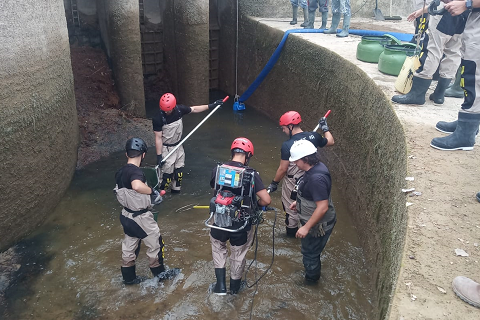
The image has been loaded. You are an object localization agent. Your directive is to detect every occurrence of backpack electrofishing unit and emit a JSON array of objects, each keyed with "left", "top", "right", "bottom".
[{"left": 205, "top": 164, "right": 262, "bottom": 232}]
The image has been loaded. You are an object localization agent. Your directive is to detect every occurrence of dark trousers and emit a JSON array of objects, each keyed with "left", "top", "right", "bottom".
[{"left": 300, "top": 226, "right": 334, "bottom": 281}]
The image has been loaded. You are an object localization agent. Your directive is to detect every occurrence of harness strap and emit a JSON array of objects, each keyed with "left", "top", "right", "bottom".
[{"left": 124, "top": 207, "right": 149, "bottom": 217}]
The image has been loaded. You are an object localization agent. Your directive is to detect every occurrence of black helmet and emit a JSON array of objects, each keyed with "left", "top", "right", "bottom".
[{"left": 125, "top": 138, "right": 148, "bottom": 153}]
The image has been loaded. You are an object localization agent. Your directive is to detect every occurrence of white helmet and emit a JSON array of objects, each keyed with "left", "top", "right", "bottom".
[{"left": 289, "top": 140, "right": 317, "bottom": 161}]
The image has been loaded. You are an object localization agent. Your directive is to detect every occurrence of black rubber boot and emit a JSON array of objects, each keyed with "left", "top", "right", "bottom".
[
  {"left": 150, "top": 265, "right": 165, "bottom": 277},
  {"left": 336, "top": 14, "right": 350, "bottom": 37},
  {"left": 286, "top": 227, "right": 298, "bottom": 237},
  {"left": 436, "top": 120, "right": 479, "bottom": 135},
  {"left": 290, "top": 5, "right": 298, "bottom": 25},
  {"left": 121, "top": 266, "right": 143, "bottom": 285},
  {"left": 300, "top": 8, "right": 309, "bottom": 27},
  {"left": 430, "top": 112, "right": 480, "bottom": 151},
  {"left": 429, "top": 77, "right": 452, "bottom": 105},
  {"left": 303, "top": 10, "right": 316, "bottom": 29},
  {"left": 323, "top": 13, "right": 340, "bottom": 34},
  {"left": 319, "top": 12, "right": 328, "bottom": 29},
  {"left": 445, "top": 67, "right": 464, "bottom": 98},
  {"left": 477, "top": 192, "right": 480, "bottom": 203},
  {"left": 392, "top": 76, "right": 432, "bottom": 105},
  {"left": 213, "top": 268, "right": 227, "bottom": 295},
  {"left": 230, "top": 278, "right": 242, "bottom": 294}
]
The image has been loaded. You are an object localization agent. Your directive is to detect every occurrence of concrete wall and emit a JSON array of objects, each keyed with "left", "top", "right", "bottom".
[
  {"left": 0, "top": 1, "right": 79, "bottom": 251},
  {"left": 163, "top": 0, "right": 209, "bottom": 106},
  {"left": 97, "top": 0, "right": 145, "bottom": 117},
  {"left": 217, "top": 8, "right": 407, "bottom": 319}
]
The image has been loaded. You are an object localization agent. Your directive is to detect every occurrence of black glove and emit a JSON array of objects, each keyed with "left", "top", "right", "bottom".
[
  {"left": 318, "top": 117, "right": 329, "bottom": 133},
  {"left": 157, "top": 154, "right": 163, "bottom": 166},
  {"left": 267, "top": 180, "right": 279, "bottom": 193},
  {"left": 150, "top": 188, "right": 163, "bottom": 206},
  {"left": 208, "top": 99, "right": 224, "bottom": 111}
]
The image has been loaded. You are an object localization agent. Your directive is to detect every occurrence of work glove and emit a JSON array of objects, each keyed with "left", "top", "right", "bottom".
[
  {"left": 267, "top": 180, "right": 279, "bottom": 193},
  {"left": 150, "top": 188, "right": 164, "bottom": 206},
  {"left": 318, "top": 117, "right": 329, "bottom": 133},
  {"left": 208, "top": 99, "right": 224, "bottom": 111},
  {"left": 157, "top": 154, "right": 163, "bottom": 166}
]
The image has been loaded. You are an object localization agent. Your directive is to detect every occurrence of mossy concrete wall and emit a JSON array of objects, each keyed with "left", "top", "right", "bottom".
[
  {"left": 97, "top": 0, "right": 145, "bottom": 117},
  {"left": 217, "top": 10, "right": 407, "bottom": 320},
  {"left": 163, "top": 0, "right": 209, "bottom": 106},
  {"left": 0, "top": 1, "right": 79, "bottom": 251}
]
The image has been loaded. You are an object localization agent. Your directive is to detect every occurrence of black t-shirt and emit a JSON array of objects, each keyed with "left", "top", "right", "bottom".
[
  {"left": 210, "top": 161, "right": 265, "bottom": 195},
  {"left": 152, "top": 104, "right": 192, "bottom": 132},
  {"left": 115, "top": 164, "right": 146, "bottom": 190},
  {"left": 280, "top": 131, "right": 328, "bottom": 161},
  {"left": 298, "top": 162, "right": 331, "bottom": 202}
]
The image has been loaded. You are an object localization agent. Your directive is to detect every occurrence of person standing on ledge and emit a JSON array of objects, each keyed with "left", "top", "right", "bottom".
[
  {"left": 289, "top": 0, "right": 310, "bottom": 27},
  {"left": 323, "top": 0, "right": 351, "bottom": 37},
  {"left": 303, "top": 0, "right": 329, "bottom": 30}
]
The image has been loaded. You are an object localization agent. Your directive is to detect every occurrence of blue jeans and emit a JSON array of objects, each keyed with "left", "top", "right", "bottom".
[
  {"left": 300, "top": 225, "right": 334, "bottom": 281},
  {"left": 308, "top": 0, "right": 329, "bottom": 13}
]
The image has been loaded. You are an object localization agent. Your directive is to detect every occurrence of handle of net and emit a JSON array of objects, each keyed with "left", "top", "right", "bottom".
[
  {"left": 204, "top": 212, "right": 249, "bottom": 233},
  {"left": 313, "top": 109, "right": 332, "bottom": 132},
  {"left": 157, "top": 96, "right": 230, "bottom": 167}
]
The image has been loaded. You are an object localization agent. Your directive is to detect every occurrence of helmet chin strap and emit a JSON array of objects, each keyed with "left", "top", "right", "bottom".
[
  {"left": 288, "top": 125, "right": 294, "bottom": 138},
  {"left": 244, "top": 153, "right": 251, "bottom": 166}
]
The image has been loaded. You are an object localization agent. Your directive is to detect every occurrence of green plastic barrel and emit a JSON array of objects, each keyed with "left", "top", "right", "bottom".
[
  {"left": 378, "top": 44, "right": 418, "bottom": 76},
  {"left": 356, "top": 35, "right": 401, "bottom": 63}
]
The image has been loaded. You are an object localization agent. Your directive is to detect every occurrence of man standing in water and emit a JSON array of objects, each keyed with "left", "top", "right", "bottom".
[
  {"left": 208, "top": 138, "right": 271, "bottom": 295},
  {"left": 114, "top": 138, "right": 177, "bottom": 285},
  {"left": 152, "top": 93, "right": 224, "bottom": 193},
  {"left": 288, "top": 140, "right": 336, "bottom": 283},
  {"left": 267, "top": 111, "right": 334, "bottom": 237}
]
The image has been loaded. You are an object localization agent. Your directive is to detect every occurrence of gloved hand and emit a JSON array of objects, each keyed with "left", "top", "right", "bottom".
[
  {"left": 208, "top": 99, "right": 224, "bottom": 111},
  {"left": 150, "top": 188, "right": 164, "bottom": 206},
  {"left": 267, "top": 180, "right": 279, "bottom": 193},
  {"left": 318, "top": 117, "right": 329, "bottom": 133},
  {"left": 157, "top": 154, "right": 163, "bottom": 166}
]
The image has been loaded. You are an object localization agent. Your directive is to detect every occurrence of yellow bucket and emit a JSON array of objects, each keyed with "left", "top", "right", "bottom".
[{"left": 394, "top": 55, "right": 421, "bottom": 94}]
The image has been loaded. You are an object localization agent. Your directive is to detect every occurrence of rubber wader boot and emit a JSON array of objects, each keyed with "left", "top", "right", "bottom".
[
  {"left": 230, "top": 278, "right": 242, "bottom": 294},
  {"left": 304, "top": 10, "right": 316, "bottom": 29},
  {"left": 319, "top": 12, "right": 328, "bottom": 29},
  {"left": 430, "top": 112, "right": 480, "bottom": 151},
  {"left": 121, "top": 266, "right": 143, "bottom": 285},
  {"left": 300, "top": 8, "right": 309, "bottom": 27},
  {"left": 213, "top": 268, "right": 227, "bottom": 295},
  {"left": 477, "top": 192, "right": 480, "bottom": 203},
  {"left": 290, "top": 6, "right": 298, "bottom": 25},
  {"left": 392, "top": 76, "right": 432, "bottom": 105},
  {"left": 436, "top": 119, "right": 479, "bottom": 135},
  {"left": 323, "top": 13, "right": 340, "bottom": 34},
  {"left": 429, "top": 77, "right": 452, "bottom": 105},
  {"left": 452, "top": 276, "right": 480, "bottom": 308},
  {"left": 286, "top": 227, "right": 298, "bottom": 237},
  {"left": 336, "top": 14, "right": 351, "bottom": 37},
  {"left": 445, "top": 67, "right": 464, "bottom": 98}
]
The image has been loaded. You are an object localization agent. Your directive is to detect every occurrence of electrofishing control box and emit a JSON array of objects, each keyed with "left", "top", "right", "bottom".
[{"left": 216, "top": 165, "right": 246, "bottom": 188}]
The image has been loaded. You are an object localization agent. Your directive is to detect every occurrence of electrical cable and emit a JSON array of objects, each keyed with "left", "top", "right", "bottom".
[
  {"left": 235, "top": 0, "right": 239, "bottom": 101},
  {"left": 351, "top": 0, "right": 369, "bottom": 17}
]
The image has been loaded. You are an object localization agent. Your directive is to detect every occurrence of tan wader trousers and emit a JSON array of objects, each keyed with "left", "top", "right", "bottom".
[
  {"left": 460, "top": 11, "right": 480, "bottom": 114},
  {"left": 161, "top": 119, "right": 185, "bottom": 175},
  {"left": 281, "top": 162, "right": 304, "bottom": 229}
]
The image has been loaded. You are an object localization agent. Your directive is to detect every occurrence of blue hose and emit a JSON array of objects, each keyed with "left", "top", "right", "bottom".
[{"left": 238, "top": 28, "right": 413, "bottom": 104}]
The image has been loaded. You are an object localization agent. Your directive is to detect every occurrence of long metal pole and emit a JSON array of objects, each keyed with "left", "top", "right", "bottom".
[{"left": 157, "top": 96, "right": 229, "bottom": 166}]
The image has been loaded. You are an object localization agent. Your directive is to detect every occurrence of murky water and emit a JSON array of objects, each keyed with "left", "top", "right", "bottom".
[{"left": 2, "top": 94, "right": 374, "bottom": 319}]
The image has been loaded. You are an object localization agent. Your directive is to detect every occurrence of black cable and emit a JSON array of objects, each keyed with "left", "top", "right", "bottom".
[{"left": 351, "top": 0, "right": 369, "bottom": 17}]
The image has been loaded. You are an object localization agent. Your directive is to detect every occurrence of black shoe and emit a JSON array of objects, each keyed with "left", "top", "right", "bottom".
[
  {"left": 213, "top": 268, "right": 227, "bottom": 295},
  {"left": 392, "top": 76, "right": 432, "bottom": 105},
  {"left": 230, "top": 278, "right": 243, "bottom": 294},
  {"left": 429, "top": 77, "right": 452, "bottom": 105},
  {"left": 431, "top": 112, "right": 480, "bottom": 151},
  {"left": 121, "top": 266, "right": 144, "bottom": 285}
]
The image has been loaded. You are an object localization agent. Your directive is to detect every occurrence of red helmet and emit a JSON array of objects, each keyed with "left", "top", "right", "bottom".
[
  {"left": 159, "top": 93, "right": 176, "bottom": 111},
  {"left": 279, "top": 111, "right": 301, "bottom": 126},
  {"left": 231, "top": 137, "right": 254, "bottom": 156}
]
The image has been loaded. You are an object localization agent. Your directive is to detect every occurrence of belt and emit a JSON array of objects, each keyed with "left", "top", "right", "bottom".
[
  {"left": 124, "top": 207, "right": 149, "bottom": 217},
  {"left": 287, "top": 175, "right": 294, "bottom": 178},
  {"left": 164, "top": 141, "right": 180, "bottom": 147}
]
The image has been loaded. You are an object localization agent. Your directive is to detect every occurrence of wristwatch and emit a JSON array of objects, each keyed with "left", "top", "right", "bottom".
[{"left": 466, "top": 0, "right": 473, "bottom": 10}]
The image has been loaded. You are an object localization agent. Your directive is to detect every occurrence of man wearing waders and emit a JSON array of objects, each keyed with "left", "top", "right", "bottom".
[
  {"left": 267, "top": 111, "right": 334, "bottom": 237},
  {"left": 289, "top": 140, "right": 336, "bottom": 283},
  {"left": 392, "top": 1, "right": 469, "bottom": 106},
  {"left": 153, "top": 93, "right": 224, "bottom": 193},
  {"left": 209, "top": 138, "right": 271, "bottom": 295},
  {"left": 114, "top": 138, "right": 177, "bottom": 285},
  {"left": 430, "top": 0, "right": 480, "bottom": 150}
]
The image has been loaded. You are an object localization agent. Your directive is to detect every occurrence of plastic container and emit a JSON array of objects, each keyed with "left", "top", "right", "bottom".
[
  {"left": 378, "top": 43, "right": 418, "bottom": 76},
  {"left": 356, "top": 35, "right": 401, "bottom": 63}
]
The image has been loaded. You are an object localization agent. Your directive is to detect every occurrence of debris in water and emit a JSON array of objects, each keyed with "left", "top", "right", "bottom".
[
  {"left": 405, "top": 177, "right": 415, "bottom": 181},
  {"left": 454, "top": 249, "right": 469, "bottom": 257}
]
